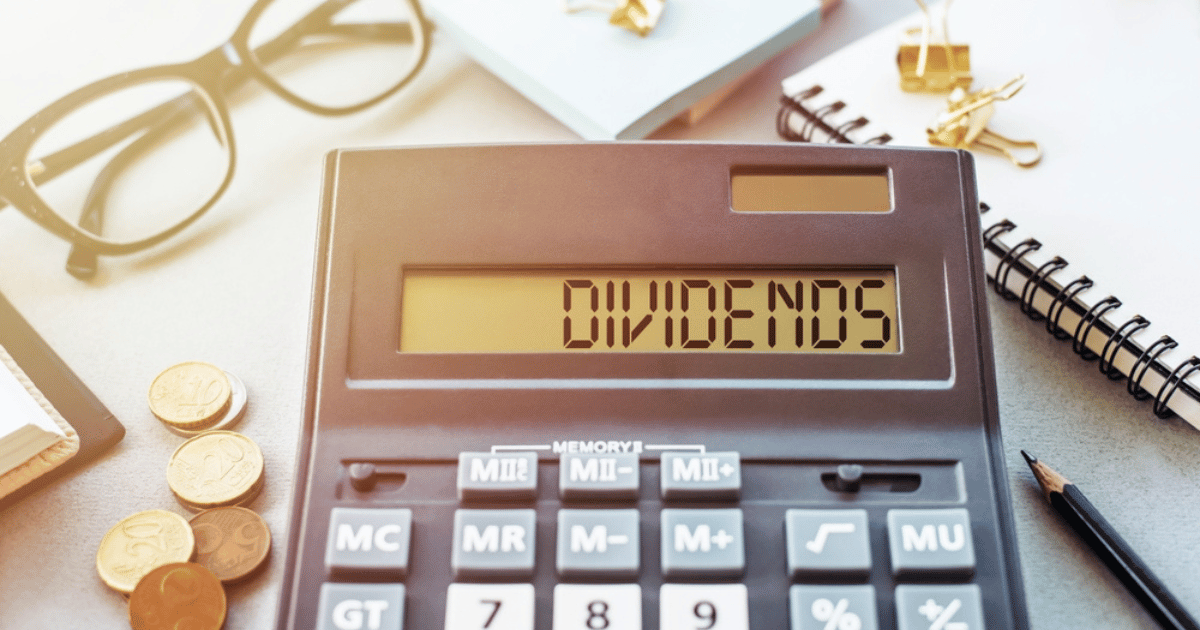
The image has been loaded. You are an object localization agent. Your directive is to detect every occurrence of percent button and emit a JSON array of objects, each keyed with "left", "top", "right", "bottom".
[{"left": 790, "top": 585, "right": 878, "bottom": 630}]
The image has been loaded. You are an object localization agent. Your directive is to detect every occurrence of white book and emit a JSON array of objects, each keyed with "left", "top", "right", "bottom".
[
  {"left": 426, "top": 0, "right": 821, "bottom": 139},
  {"left": 779, "top": 0, "right": 1200, "bottom": 426},
  {"left": 0, "top": 346, "right": 67, "bottom": 477}
]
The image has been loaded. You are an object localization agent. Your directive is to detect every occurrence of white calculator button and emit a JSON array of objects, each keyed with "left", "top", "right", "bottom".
[
  {"left": 553, "top": 584, "right": 641, "bottom": 630},
  {"left": 659, "top": 584, "right": 749, "bottom": 630},
  {"left": 444, "top": 583, "right": 535, "bottom": 630}
]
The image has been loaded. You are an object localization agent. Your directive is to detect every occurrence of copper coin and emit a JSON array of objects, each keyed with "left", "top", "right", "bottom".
[
  {"left": 189, "top": 507, "right": 271, "bottom": 583},
  {"left": 128, "top": 562, "right": 226, "bottom": 630}
]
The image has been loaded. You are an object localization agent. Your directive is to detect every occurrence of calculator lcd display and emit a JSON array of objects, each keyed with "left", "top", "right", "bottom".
[{"left": 399, "top": 269, "right": 898, "bottom": 353}]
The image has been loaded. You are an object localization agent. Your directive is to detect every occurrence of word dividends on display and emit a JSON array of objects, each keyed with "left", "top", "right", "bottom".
[{"left": 399, "top": 270, "right": 898, "bottom": 353}]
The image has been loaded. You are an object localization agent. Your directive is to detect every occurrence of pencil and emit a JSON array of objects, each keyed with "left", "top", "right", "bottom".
[{"left": 1021, "top": 450, "right": 1200, "bottom": 630}]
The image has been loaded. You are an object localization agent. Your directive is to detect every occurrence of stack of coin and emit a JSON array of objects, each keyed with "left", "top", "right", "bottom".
[
  {"left": 96, "top": 510, "right": 197, "bottom": 596},
  {"left": 96, "top": 366, "right": 273, "bottom": 628},
  {"left": 148, "top": 362, "right": 249, "bottom": 436},
  {"left": 166, "top": 430, "right": 265, "bottom": 512}
]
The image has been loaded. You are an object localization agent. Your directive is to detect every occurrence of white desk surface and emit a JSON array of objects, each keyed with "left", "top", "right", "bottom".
[{"left": 2, "top": 1, "right": 1199, "bottom": 628}]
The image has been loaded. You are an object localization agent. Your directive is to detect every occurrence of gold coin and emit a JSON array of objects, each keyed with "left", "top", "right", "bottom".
[
  {"left": 96, "top": 509, "right": 196, "bottom": 594},
  {"left": 165, "top": 371, "right": 249, "bottom": 437},
  {"left": 189, "top": 507, "right": 271, "bottom": 583},
  {"left": 167, "top": 431, "right": 265, "bottom": 510},
  {"left": 128, "top": 562, "right": 226, "bottom": 630},
  {"left": 148, "top": 362, "right": 232, "bottom": 429}
]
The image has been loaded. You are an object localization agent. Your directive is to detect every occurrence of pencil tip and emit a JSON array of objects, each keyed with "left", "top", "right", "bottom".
[{"left": 1020, "top": 450, "right": 1036, "bottom": 466}]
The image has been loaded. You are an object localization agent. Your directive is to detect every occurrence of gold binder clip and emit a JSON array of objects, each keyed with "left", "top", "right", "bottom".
[
  {"left": 897, "top": 0, "right": 971, "bottom": 92},
  {"left": 927, "top": 74, "right": 1043, "bottom": 168},
  {"left": 562, "top": 0, "right": 665, "bottom": 37}
]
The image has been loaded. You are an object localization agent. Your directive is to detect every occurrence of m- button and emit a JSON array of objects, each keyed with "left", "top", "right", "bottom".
[
  {"left": 457, "top": 452, "right": 538, "bottom": 501},
  {"left": 325, "top": 508, "right": 412, "bottom": 577},
  {"left": 660, "top": 452, "right": 740, "bottom": 500}
]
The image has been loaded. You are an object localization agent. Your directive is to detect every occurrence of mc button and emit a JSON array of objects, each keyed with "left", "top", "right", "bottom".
[{"left": 325, "top": 508, "right": 412, "bottom": 577}]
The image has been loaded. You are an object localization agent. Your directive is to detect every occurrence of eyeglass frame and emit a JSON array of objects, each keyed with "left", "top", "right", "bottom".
[{"left": 0, "top": 0, "right": 431, "bottom": 273}]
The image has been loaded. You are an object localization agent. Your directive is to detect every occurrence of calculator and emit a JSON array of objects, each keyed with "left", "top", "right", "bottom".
[{"left": 275, "top": 143, "right": 1029, "bottom": 630}]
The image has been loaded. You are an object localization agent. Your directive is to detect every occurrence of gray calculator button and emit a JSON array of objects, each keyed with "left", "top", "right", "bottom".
[
  {"left": 559, "top": 452, "right": 639, "bottom": 500},
  {"left": 556, "top": 509, "right": 640, "bottom": 578},
  {"left": 660, "top": 508, "right": 744, "bottom": 578},
  {"left": 887, "top": 509, "right": 975, "bottom": 576},
  {"left": 317, "top": 583, "right": 405, "bottom": 630},
  {"left": 660, "top": 451, "right": 741, "bottom": 500},
  {"left": 895, "top": 585, "right": 985, "bottom": 630},
  {"left": 785, "top": 509, "right": 870, "bottom": 578},
  {"left": 789, "top": 585, "right": 878, "bottom": 630},
  {"left": 325, "top": 508, "right": 412, "bottom": 577},
  {"left": 458, "top": 452, "right": 538, "bottom": 501},
  {"left": 451, "top": 509, "right": 537, "bottom": 579}
]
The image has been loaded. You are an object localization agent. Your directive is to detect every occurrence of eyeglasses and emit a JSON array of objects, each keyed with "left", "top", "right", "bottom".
[{"left": 0, "top": 0, "right": 430, "bottom": 279}]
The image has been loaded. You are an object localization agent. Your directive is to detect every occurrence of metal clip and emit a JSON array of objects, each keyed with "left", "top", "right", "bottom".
[
  {"left": 562, "top": 0, "right": 665, "bottom": 37},
  {"left": 927, "top": 75, "right": 1042, "bottom": 168},
  {"left": 897, "top": 0, "right": 971, "bottom": 92}
]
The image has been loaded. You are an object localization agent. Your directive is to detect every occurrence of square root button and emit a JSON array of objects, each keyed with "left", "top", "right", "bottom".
[
  {"left": 785, "top": 509, "right": 870, "bottom": 579},
  {"left": 887, "top": 509, "right": 975, "bottom": 577},
  {"left": 452, "top": 509, "right": 537, "bottom": 580},
  {"left": 325, "top": 508, "right": 412, "bottom": 577},
  {"left": 660, "top": 452, "right": 740, "bottom": 501},
  {"left": 661, "top": 508, "right": 744, "bottom": 578}
]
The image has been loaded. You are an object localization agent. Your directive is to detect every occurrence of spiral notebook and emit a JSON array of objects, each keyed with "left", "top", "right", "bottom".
[{"left": 777, "top": 0, "right": 1200, "bottom": 427}]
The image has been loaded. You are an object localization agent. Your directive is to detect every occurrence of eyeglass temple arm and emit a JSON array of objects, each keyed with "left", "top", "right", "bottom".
[
  {"left": 65, "top": 105, "right": 199, "bottom": 278},
  {"left": 58, "top": 21, "right": 414, "bottom": 275},
  {"left": 2, "top": 9, "right": 413, "bottom": 214}
]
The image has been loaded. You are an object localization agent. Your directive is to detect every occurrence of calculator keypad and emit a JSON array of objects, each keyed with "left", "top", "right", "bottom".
[{"left": 317, "top": 453, "right": 987, "bottom": 630}]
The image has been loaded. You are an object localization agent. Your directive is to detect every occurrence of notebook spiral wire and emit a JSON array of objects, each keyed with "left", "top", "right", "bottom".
[
  {"left": 775, "top": 90, "right": 1200, "bottom": 419},
  {"left": 977, "top": 203, "right": 1200, "bottom": 418}
]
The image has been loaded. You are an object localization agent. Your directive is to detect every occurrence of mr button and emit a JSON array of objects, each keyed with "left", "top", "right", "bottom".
[
  {"left": 452, "top": 509, "right": 537, "bottom": 579},
  {"left": 660, "top": 452, "right": 741, "bottom": 501},
  {"left": 325, "top": 508, "right": 412, "bottom": 577},
  {"left": 458, "top": 452, "right": 538, "bottom": 501}
]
